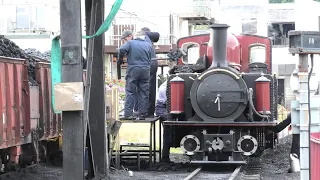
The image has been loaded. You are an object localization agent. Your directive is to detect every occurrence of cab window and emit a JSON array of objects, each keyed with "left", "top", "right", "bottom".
[
  {"left": 181, "top": 42, "right": 200, "bottom": 64},
  {"left": 249, "top": 45, "right": 266, "bottom": 63}
]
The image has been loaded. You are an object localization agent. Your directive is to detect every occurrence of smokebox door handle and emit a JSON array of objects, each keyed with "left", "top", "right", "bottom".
[{"left": 214, "top": 94, "right": 221, "bottom": 112}]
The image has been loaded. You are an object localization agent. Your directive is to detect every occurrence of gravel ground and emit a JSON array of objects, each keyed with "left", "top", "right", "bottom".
[
  {"left": 0, "top": 154, "right": 233, "bottom": 180},
  {"left": 0, "top": 164, "right": 62, "bottom": 180},
  {"left": 0, "top": 135, "right": 300, "bottom": 180},
  {"left": 260, "top": 134, "right": 300, "bottom": 180}
]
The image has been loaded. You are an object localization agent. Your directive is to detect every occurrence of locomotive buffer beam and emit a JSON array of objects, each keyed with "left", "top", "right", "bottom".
[{"left": 163, "top": 121, "right": 277, "bottom": 127}]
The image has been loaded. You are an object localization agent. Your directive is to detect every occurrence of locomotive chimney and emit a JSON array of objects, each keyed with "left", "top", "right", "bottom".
[{"left": 210, "top": 24, "right": 230, "bottom": 68}]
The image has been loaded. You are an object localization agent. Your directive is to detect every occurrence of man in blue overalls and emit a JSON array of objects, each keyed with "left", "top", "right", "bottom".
[
  {"left": 120, "top": 30, "right": 139, "bottom": 116},
  {"left": 155, "top": 81, "right": 173, "bottom": 163},
  {"left": 141, "top": 27, "right": 160, "bottom": 117},
  {"left": 118, "top": 31, "right": 153, "bottom": 120}
]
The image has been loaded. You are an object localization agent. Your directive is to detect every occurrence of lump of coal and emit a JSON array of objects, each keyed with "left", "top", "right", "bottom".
[{"left": 0, "top": 35, "right": 49, "bottom": 84}]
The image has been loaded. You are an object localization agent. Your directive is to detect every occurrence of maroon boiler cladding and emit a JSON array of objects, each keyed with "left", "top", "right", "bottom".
[
  {"left": 255, "top": 75, "right": 271, "bottom": 114},
  {"left": 170, "top": 76, "right": 185, "bottom": 114}
]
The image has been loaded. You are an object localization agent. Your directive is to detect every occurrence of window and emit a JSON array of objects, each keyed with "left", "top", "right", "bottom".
[
  {"left": 0, "top": 17, "right": 5, "bottom": 31},
  {"left": 242, "top": 18, "right": 257, "bottom": 35},
  {"left": 268, "top": 23, "right": 295, "bottom": 46},
  {"left": 16, "top": 6, "right": 30, "bottom": 29},
  {"left": 36, "top": 6, "right": 48, "bottom": 29},
  {"left": 249, "top": 45, "right": 266, "bottom": 63},
  {"left": 181, "top": 42, "right": 200, "bottom": 64}
]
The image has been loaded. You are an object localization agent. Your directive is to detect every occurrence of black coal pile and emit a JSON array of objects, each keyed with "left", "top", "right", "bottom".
[
  {"left": 260, "top": 134, "right": 300, "bottom": 180},
  {"left": 0, "top": 35, "right": 49, "bottom": 84},
  {"left": 24, "top": 48, "right": 51, "bottom": 61}
]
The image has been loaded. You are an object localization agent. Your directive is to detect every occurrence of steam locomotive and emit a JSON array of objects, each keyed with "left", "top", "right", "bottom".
[{"left": 163, "top": 24, "right": 278, "bottom": 164}]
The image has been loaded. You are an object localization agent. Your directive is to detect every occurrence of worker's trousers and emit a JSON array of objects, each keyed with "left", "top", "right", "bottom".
[
  {"left": 273, "top": 113, "right": 300, "bottom": 158},
  {"left": 147, "top": 60, "right": 158, "bottom": 116},
  {"left": 124, "top": 66, "right": 150, "bottom": 117}
]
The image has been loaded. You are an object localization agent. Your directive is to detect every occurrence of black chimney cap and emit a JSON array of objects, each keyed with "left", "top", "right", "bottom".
[{"left": 210, "top": 24, "right": 230, "bottom": 28}]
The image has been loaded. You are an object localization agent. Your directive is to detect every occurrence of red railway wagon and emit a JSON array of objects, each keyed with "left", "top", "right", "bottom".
[
  {"left": 311, "top": 133, "right": 320, "bottom": 180},
  {"left": 0, "top": 56, "right": 87, "bottom": 170},
  {"left": 0, "top": 56, "right": 32, "bottom": 166}
]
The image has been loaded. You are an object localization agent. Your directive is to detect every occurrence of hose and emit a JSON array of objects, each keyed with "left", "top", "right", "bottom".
[
  {"left": 248, "top": 88, "right": 269, "bottom": 119},
  {"left": 308, "top": 54, "right": 314, "bottom": 179}
]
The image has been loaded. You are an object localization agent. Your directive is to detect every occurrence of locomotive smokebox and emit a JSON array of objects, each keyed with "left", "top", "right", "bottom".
[
  {"left": 255, "top": 75, "right": 271, "bottom": 114},
  {"left": 210, "top": 24, "right": 230, "bottom": 68},
  {"left": 170, "top": 76, "right": 185, "bottom": 114}
]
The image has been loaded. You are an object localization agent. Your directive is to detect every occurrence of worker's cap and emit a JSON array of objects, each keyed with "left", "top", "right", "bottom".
[
  {"left": 141, "top": 27, "right": 151, "bottom": 32},
  {"left": 121, "top": 30, "right": 133, "bottom": 39},
  {"left": 147, "top": 32, "right": 160, "bottom": 43}
]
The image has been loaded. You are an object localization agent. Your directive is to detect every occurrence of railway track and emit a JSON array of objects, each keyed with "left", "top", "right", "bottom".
[
  {"left": 183, "top": 166, "right": 242, "bottom": 180},
  {"left": 237, "top": 158, "right": 262, "bottom": 180},
  {"left": 183, "top": 158, "right": 263, "bottom": 180}
]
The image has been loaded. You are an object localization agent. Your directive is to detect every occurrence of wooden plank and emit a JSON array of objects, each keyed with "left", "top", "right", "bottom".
[{"left": 105, "top": 88, "right": 121, "bottom": 169}]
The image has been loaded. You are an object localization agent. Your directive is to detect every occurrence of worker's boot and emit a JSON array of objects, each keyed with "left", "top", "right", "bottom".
[
  {"left": 161, "top": 156, "right": 173, "bottom": 164},
  {"left": 288, "top": 153, "right": 300, "bottom": 173}
]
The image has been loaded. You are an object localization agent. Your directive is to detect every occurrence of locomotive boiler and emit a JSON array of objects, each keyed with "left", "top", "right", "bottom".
[{"left": 163, "top": 24, "right": 278, "bottom": 164}]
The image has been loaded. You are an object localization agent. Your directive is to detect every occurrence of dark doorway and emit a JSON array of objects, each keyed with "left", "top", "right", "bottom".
[{"left": 278, "top": 79, "right": 285, "bottom": 105}]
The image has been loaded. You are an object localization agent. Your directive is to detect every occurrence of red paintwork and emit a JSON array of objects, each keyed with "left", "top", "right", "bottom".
[
  {"left": 235, "top": 34, "right": 271, "bottom": 73},
  {"left": 0, "top": 57, "right": 87, "bottom": 165},
  {"left": 311, "top": 133, "right": 320, "bottom": 180},
  {"left": 35, "top": 62, "right": 62, "bottom": 140},
  {"left": 0, "top": 56, "right": 30, "bottom": 150},
  {"left": 170, "top": 77, "right": 185, "bottom": 114},
  {"left": 177, "top": 33, "right": 272, "bottom": 73},
  {"left": 177, "top": 34, "right": 210, "bottom": 66},
  {"left": 255, "top": 78, "right": 271, "bottom": 113}
]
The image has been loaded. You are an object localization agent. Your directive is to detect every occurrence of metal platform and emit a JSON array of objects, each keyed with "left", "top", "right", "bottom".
[{"left": 115, "top": 117, "right": 161, "bottom": 169}]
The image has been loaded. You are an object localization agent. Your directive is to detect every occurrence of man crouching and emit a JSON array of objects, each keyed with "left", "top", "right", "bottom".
[{"left": 273, "top": 113, "right": 300, "bottom": 173}]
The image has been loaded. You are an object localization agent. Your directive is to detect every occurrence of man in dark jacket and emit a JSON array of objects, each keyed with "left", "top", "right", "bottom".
[
  {"left": 273, "top": 112, "right": 300, "bottom": 172},
  {"left": 141, "top": 27, "right": 160, "bottom": 117},
  {"left": 118, "top": 31, "right": 153, "bottom": 120}
]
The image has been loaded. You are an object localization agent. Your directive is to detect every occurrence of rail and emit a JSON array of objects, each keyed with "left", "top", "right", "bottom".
[{"left": 183, "top": 165, "right": 243, "bottom": 180}]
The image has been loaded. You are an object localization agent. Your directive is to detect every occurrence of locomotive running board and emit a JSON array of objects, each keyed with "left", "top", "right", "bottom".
[
  {"left": 190, "top": 160, "right": 247, "bottom": 165},
  {"left": 163, "top": 121, "right": 277, "bottom": 127}
]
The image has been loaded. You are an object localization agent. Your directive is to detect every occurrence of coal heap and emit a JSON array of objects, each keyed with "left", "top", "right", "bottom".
[
  {"left": 0, "top": 35, "right": 50, "bottom": 84},
  {"left": 24, "top": 48, "right": 51, "bottom": 61}
]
